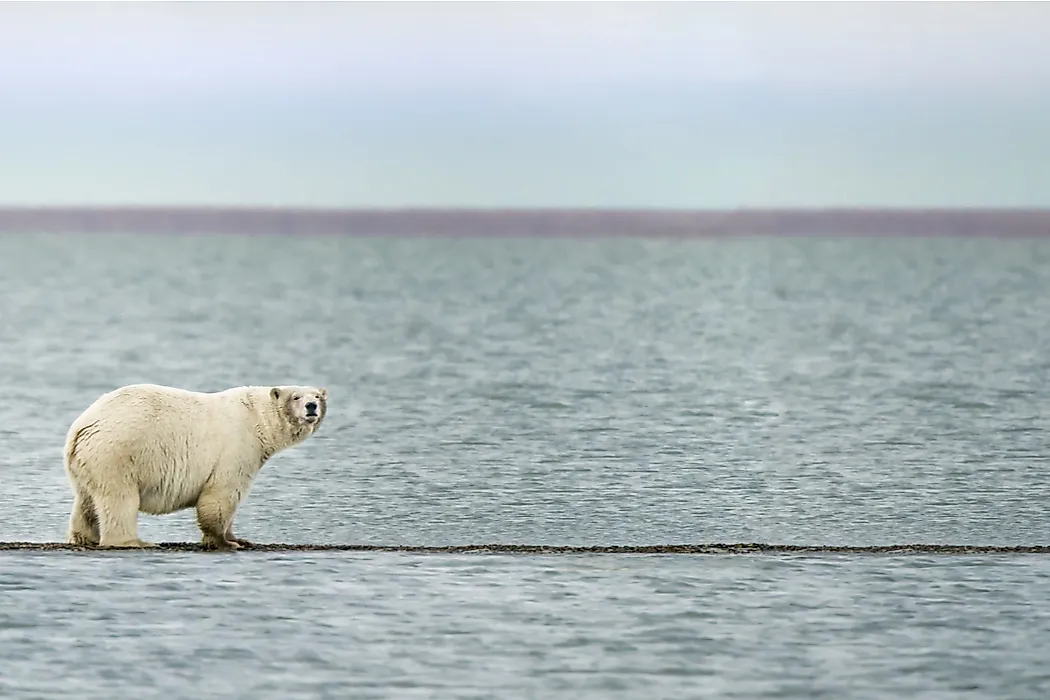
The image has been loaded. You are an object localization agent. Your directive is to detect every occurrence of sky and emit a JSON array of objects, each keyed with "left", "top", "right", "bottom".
[{"left": 1, "top": 1, "right": 1049, "bottom": 209}]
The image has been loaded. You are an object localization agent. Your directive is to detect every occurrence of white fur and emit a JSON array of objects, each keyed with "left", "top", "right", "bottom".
[{"left": 63, "top": 383, "right": 327, "bottom": 550}]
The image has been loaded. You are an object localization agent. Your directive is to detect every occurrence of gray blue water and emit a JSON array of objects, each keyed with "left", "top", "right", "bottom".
[{"left": 1, "top": 232, "right": 1050, "bottom": 698}]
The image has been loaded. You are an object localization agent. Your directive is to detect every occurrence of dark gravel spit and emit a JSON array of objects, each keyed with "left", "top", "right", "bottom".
[{"left": 2, "top": 542, "right": 1049, "bottom": 555}]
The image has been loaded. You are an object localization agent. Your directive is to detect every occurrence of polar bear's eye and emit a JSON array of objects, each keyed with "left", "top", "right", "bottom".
[{"left": 293, "top": 395, "right": 302, "bottom": 401}]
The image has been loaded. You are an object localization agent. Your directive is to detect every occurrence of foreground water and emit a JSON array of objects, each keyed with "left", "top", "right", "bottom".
[
  {"left": 1, "top": 233, "right": 1049, "bottom": 698},
  {"left": 3, "top": 552, "right": 1049, "bottom": 699}
]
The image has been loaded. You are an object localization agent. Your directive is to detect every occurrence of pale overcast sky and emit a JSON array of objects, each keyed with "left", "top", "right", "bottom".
[{"left": 1, "top": 1, "right": 1049, "bottom": 208}]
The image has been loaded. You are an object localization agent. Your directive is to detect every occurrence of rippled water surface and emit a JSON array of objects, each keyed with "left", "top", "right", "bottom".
[{"left": 2, "top": 233, "right": 1050, "bottom": 698}]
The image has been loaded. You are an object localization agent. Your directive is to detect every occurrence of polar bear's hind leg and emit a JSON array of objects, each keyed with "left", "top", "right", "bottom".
[
  {"left": 67, "top": 488, "right": 100, "bottom": 546},
  {"left": 94, "top": 474, "right": 158, "bottom": 549}
]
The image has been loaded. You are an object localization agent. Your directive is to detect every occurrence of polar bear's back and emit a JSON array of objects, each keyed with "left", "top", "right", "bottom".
[{"left": 70, "top": 383, "right": 217, "bottom": 445}]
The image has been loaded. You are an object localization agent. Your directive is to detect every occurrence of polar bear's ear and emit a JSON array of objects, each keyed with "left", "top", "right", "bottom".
[
  {"left": 319, "top": 388, "right": 328, "bottom": 401},
  {"left": 270, "top": 387, "right": 282, "bottom": 401}
]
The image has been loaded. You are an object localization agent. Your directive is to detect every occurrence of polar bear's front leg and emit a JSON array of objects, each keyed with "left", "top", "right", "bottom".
[{"left": 196, "top": 483, "right": 244, "bottom": 552}]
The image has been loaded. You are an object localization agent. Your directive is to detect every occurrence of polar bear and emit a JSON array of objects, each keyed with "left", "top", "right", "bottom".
[{"left": 62, "top": 383, "right": 328, "bottom": 551}]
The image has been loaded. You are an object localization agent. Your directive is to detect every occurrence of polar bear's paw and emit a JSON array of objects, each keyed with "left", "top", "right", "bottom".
[{"left": 201, "top": 535, "right": 242, "bottom": 552}]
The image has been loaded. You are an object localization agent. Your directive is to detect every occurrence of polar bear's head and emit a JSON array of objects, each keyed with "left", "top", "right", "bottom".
[{"left": 271, "top": 385, "right": 328, "bottom": 433}]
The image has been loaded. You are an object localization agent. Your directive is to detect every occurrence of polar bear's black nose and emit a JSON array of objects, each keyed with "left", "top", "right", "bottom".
[{"left": 305, "top": 402, "right": 318, "bottom": 414}]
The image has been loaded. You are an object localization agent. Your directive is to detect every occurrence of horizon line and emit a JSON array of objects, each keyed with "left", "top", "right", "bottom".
[
  {"left": 3, "top": 205, "right": 1050, "bottom": 214},
  {"left": 3, "top": 205, "right": 1048, "bottom": 237}
]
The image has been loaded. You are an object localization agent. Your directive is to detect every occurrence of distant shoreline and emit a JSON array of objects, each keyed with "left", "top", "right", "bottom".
[{"left": 1, "top": 206, "right": 1048, "bottom": 237}]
